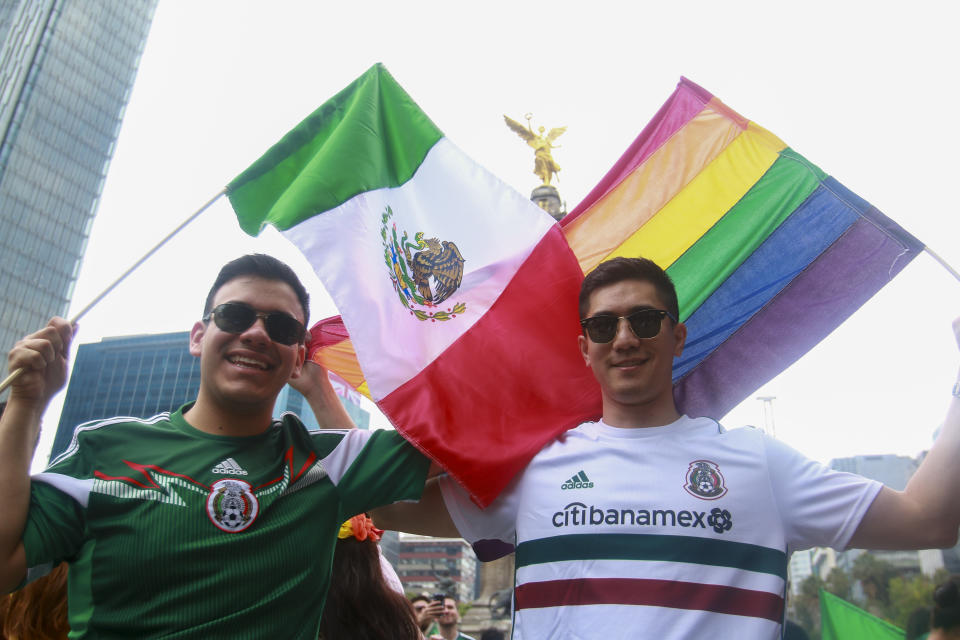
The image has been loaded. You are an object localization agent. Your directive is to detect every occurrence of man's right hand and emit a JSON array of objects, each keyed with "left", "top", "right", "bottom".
[
  {"left": 0, "top": 317, "right": 72, "bottom": 593},
  {"left": 417, "top": 598, "right": 443, "bottom": 629},
  {"left": 6, "top": 317, "right": 73, "bottom": 409}
]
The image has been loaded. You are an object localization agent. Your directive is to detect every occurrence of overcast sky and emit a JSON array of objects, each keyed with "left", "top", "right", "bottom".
[{"left": 34, "top": 0, "right": 960, "bottom": 470}]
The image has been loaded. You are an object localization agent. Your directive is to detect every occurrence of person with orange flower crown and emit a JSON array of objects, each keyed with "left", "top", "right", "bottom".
[{"left": 319, "top": 514, "right": 422, "bottom": 640}]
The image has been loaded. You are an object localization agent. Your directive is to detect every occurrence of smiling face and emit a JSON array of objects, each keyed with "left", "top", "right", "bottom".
[
  {"left": 440, "top": 597, "right": 459, "bottom": 625},
  {"left": 189, "top": 276, "right": 306, "bottom": 423},
  {"left": 578, "top": 278, "right": 686, "bottom": 428}
]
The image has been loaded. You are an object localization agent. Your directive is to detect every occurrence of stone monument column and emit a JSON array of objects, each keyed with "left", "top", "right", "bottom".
[
  {"left": 532, "top": 184, "right": 564, "bottom": 221},
  {"left": 478, "top": 553, "right": 515, "bottom": 600}
]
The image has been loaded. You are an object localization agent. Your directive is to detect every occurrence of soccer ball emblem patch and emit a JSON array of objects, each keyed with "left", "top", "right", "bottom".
[
  {"left": 683, "top": 460, "right": 727, "bottom": 500},
  {"left": 206, "top": 478, "right": 259, "bottom": 532}
]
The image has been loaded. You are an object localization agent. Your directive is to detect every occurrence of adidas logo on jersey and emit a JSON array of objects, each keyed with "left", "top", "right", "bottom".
[
  {"left": 212, "top": 458, "right": 248, "bottom": 476},
  {"left": 561, "top": 470, "right": 594, "bottom": 490}
]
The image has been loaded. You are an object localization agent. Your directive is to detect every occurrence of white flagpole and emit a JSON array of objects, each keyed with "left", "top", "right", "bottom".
[{"left": 924, "top": 245, "right": 960, "bottom": 283}]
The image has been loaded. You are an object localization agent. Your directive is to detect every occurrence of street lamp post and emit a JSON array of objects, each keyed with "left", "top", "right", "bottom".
[{"left": 756, "top": 395, "right": 777, "bottom": 438}]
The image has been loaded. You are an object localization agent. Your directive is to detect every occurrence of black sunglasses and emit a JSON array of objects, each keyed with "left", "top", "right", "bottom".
[
  {"left": 203, "top": 302, "right": 306, "bottom": 345},
  {"left": 580, "top": 308, "right": 677, "bottom": 343}
]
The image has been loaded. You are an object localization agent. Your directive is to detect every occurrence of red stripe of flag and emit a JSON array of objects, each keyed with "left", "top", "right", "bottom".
[
  {"left": 379, "top": 225, "right": 602, "bottom": 506},
  {"left": 515, "top": 577, "right": 784, "bottom": 623}
]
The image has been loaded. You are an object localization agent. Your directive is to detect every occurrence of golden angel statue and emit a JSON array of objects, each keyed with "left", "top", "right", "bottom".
[{"left": 504, "top": 113, "right": 566, "bottom": 186}]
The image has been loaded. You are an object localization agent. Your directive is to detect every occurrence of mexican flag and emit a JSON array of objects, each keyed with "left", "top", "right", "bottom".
[{"left": 227, "top": 64, "right": 601, "bottom": 506}]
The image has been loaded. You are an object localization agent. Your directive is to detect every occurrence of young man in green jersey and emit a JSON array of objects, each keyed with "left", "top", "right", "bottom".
[{"left": 0, "top": 254, "right": 432, "bottom": 638}]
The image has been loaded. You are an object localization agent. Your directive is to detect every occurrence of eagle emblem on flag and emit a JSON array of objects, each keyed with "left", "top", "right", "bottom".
[{"left": 381, "top": 205, "right": 466, "bottom": 321}]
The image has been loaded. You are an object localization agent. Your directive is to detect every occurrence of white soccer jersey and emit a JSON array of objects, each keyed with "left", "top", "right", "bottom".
[{"left": 441, "top": 416, "right": 881, "bottom": 640}]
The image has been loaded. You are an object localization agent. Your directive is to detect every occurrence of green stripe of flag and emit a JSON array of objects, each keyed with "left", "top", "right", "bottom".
[
  {"left": 669, "top": 149, "right": 827, "bottom": 320},
  {"left": 227, "top": 63, "right": 443, "bottom": 235},
  {"left": 516, "top": 533, "right": 787, "bottom": 579}
]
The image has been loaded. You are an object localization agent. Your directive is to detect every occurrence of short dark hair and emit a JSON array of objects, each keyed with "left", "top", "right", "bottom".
[
  {"left": 932, "top": 576, "right": 960, "bottom": 632},
  {"left": 204, "top": 254, "right": 310, "bottom": 325},
  {"left": 578, "top": 257, "right": 679, "bottom": 321},
  {"left": 410, "top": 594, "right": 429, "bottom": 604}
]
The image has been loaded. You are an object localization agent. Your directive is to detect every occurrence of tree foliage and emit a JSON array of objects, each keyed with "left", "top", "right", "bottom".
[{"left": 789, "top": 552, "right": 949, "bottom": 637}]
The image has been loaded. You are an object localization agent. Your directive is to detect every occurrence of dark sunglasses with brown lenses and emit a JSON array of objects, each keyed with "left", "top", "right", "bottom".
[
  {"left": 580, "top": 308, "right": 677, "bottom": 343},
  {"left": 203, "top": 302, "right": 306, "bottom": 345}
]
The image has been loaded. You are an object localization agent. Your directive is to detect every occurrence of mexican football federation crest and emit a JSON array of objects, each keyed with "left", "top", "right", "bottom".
[
  {"left": 684, "top": 460, "right": 727, "bottom": 500},
  {"left": 380, "top": 205, "right": 466, "bottom": 321},
  {"left": 206, "top": 479, "right": 259, "bottom": 532}
]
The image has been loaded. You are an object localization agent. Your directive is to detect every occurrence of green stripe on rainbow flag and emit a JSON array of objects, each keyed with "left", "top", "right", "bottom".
[{"left": 668, "top": 148, "right": 825, "bottom": 320}]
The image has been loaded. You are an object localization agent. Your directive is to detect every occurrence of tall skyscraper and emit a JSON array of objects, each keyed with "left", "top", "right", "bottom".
[
  {"left": 0, "top": 0, "right": 157, "bottom": 353},
  {"left": 51, "top": 331, "right": 370, "bottom": 460}
]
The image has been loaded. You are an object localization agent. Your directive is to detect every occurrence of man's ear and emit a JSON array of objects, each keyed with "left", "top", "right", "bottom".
[
  {"left": 578, "top": 333, "right": 590, "bottom": 366},
  {"left": 672, "top": 322, "right": 687, "bottom": 358},
  {"left": 188, "top": 321, "right": 206, "bottom": 357},
  {"left": 289, "top": 343, "right": 307, "bottom": 379}
]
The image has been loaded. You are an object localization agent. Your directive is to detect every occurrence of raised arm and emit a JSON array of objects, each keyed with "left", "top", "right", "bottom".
[
  {"left": 0, "top": 318, "right": 72, "bottom": 592},
  {"left": 848, "top": 316, "right": 960, "bottom": 550},
  {"left": 288, "top": 361, "right": 357, "bottom": 430},
  {"left": 370, "top": 477, "right": 460, "bottom": 538}
]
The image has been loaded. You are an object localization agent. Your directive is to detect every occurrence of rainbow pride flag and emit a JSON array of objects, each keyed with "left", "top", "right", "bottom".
[{"left": 562, "top": 77, "right": 923, "bottom": 418}]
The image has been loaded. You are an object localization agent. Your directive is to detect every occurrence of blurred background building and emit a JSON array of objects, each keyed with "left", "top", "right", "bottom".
[
  {"left": 394, "top": 532, "right": 479, "bottom": 602},
  {"left": 51, "top": 330, "right": 369, "bottom": 460},
  {"left": 790, "top": 451, "right": 960, "bottom": 595},
  {"left": 0, "top": 0, "right": 157, "bottom": 356}
]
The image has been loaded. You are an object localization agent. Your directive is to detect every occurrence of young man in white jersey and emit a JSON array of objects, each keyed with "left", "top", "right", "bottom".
[
  {"left": 375, "top": 256, "right": 960, "bottom": 640},
  {"left": 0, "top": 254, "right": 433, "bottom": 638}
]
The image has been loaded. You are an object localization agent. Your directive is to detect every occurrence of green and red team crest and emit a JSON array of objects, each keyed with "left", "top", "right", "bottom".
[
  {"left": 206, "top": 479, "right": 259, "bottom": 532},
  {"left": 381, "top": 205, "right": 466, "bottom": 321},
  {"left": 684, "top": 460, "right": 727, "bottom": 500}
]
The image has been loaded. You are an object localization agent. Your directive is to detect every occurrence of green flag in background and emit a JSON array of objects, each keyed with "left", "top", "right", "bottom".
[{"left": 819, "top": 589, "right": 905, "bottom": 640}]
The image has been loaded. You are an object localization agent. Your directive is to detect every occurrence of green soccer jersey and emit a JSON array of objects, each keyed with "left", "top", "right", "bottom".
[{"left": 22, "top": 405, "right": 430, "bottom": 639}]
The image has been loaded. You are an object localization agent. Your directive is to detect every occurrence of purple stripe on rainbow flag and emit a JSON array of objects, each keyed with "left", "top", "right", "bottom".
[{"left": 675, "top": 183, "right": 862, "bottom": 379}]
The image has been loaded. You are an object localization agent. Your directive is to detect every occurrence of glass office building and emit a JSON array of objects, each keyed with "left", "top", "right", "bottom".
[
  {"left": 0, "top": 0, "right": 157, "bottom": 354},
  {"left": 52, "top": 331, "right": 370, "bottom": 460}
]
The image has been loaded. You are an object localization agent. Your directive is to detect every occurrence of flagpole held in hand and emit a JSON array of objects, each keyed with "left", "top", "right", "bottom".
[{"left": 0, "top": 188, "right": 226, "bottom": 394}]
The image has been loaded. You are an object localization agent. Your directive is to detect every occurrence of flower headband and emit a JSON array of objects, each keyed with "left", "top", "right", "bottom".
[{"left": 338, "top": 514, "right": 383, "bottom": 542}]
